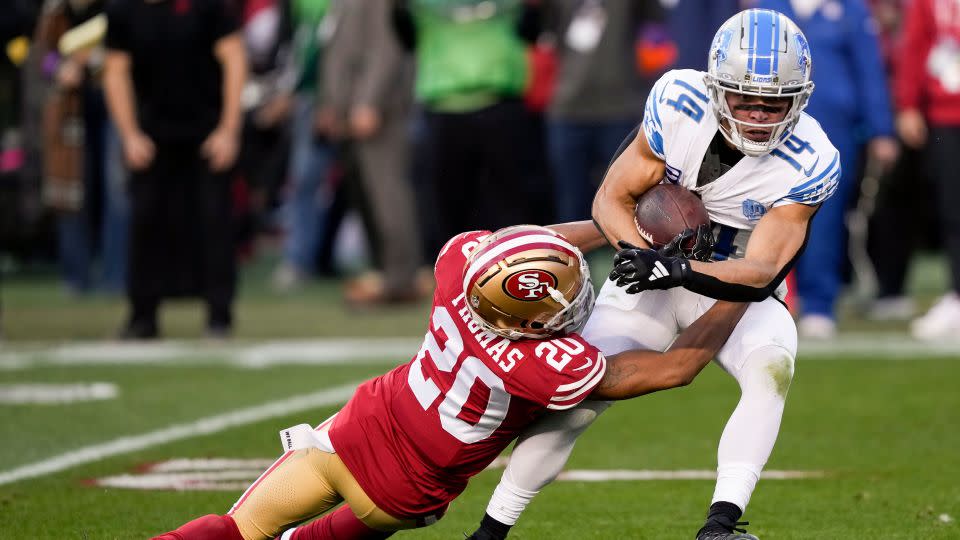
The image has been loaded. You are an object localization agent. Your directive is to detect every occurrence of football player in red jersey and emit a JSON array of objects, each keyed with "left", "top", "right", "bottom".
[{"left": 152, "top": 222, "right": 747, "bottom": 540}]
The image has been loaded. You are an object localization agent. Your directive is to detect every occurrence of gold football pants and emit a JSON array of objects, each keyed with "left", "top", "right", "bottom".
[{"left": 228, "top": 448, "right": 418, "bottom": 540}]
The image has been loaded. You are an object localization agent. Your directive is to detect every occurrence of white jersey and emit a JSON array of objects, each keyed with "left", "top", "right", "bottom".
[{"left": 642, "top": 69, "right": 840, "bottom": 261}]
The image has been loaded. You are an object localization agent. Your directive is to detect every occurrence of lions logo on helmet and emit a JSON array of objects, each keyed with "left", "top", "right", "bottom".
[
  {"left": 462, "top": 225, "right": 594, "bottom": 340},
  {"left": 704, "top": 9, "right": 815, "bottom": 157},
  {"left": 712, "top": 29, "right": 734, "bottom": 71},
  {"left": 794, "top": 32, "right": 811, "bottom": 78}
]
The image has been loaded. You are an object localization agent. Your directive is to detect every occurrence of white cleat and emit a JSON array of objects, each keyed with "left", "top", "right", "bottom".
[
  {"left": 865, "top": 296, "right": 916, "bottom": 321},
  {"left": 911, "top": 293, "right": 960, "bottom": 341},
  {"left": 798, "top": 314, "right": 837, "bottom": 340}
]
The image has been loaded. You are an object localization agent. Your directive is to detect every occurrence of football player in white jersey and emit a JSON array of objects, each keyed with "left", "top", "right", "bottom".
[{"left": 469, "top": 9, "right": 839, "bottom": 540}]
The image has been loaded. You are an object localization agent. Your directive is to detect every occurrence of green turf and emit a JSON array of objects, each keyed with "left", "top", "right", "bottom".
[
  {"left": 1, "top": 355, "right": 958, "bottom": 539},
  {"left": 1, "top": 255, "right": 958, "bottom": 538}
]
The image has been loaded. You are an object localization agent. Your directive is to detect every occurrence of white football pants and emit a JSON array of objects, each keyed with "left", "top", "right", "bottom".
[{"left": 486, "top": 281, "right": 797, "bottom": 524}]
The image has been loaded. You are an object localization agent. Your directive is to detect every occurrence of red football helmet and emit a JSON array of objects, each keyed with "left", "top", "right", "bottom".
[{"left": 462, "top": 225, "right": 594, "bottom": 339}]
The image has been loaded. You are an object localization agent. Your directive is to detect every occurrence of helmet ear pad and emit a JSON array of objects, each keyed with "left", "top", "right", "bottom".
[{"left": 463, "top": 226, "right": 594, "bottom": 340}]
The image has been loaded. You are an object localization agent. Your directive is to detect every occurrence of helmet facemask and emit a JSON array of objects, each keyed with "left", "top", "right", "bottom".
[
  {"left": 704, "top": 9, "right": 816, "bottom": 157},
  {"left": 705, "top": 78, "right": 814, "bottom": 157}
]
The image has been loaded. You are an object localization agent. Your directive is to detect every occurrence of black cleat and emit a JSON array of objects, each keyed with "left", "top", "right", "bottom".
[{"left": 696, "top": 519, "right": 759, "bottom": 540}]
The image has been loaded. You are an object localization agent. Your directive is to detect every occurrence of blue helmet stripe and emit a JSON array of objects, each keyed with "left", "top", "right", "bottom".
[
  {"left": 772, "top": 12, "right": 781, "bottom": 74},
  {"left": 753, "top": 10, "right": 775, "bottom": 76},
  {"left": 747, "top": 10, "right": 756, "bottom": 73}
]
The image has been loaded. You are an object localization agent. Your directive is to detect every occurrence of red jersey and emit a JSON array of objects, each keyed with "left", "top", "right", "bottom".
[{"left": 327, "top": 231, "right": 606, "bottom": 519}]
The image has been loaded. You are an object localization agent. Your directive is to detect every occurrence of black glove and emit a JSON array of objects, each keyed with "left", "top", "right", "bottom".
[
  {"left": 657, "top": 224, "right": 716, "bottom": 262},
  {"left": 610, "top": 241, "right": 691, "bottom": 294}
]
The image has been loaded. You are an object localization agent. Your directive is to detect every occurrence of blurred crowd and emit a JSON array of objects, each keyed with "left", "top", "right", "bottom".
[{"left": 0, "top": 0, "right": 958, "bottom": 341}]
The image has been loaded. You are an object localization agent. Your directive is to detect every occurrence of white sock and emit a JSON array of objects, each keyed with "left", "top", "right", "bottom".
[
  {"left": 711, "top": 345, "right": 794, "bottom": 510},
  {"left": 485, "top": 477, "right": 538, "bottom": 526},
  {"left": 485, "top": 400, "right": 611, "bottom": 525}
]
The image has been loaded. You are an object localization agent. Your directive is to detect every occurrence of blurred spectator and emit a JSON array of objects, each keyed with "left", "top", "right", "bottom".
[
  {"left": 324, "top": 0, "right": 424, "bottom": 305},
  {"left": 665, "top": 0, "right": 741, "bottom": 70},
  {"left": 540, "top": 0, "right": 663, "bottom": 222},
  {"left": 1, "top": 0, "right": 41, "bottom": 340},
  {"left": 104, "top": 0, "right": 246, "bottom": 339},
  {"left": 756, "top": 0, "right": 897, "bottom": 339},
  {"left": 864, "top": 0, "right": 932, "bottom": 321},
  {"left": 34, "top": 0, "right": 126, "bottom": 295},
  {"left": 236, "top": 0, "right": 293, "bottom": 236},
  {"left": 895, "top": 0, "right": 960, "bottom": 340},
  {"left": 394, "top": 0, "right": 537, "bottom": 257},
  {"left": 269, "top": 0, "right": 337, "bottom": 291}
]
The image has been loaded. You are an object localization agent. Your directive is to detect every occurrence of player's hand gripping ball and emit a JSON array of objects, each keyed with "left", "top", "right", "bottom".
[
  {"left": 610, "top": 241, "right": 690, "bottom": 293},
  {"left": 634, "top": 184, "right": 715, "bottom": 262}
]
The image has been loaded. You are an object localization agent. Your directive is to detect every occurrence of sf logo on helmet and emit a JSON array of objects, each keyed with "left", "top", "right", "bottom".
[{"left": 504, "top": 270, "right": 558, "bottom": 301}]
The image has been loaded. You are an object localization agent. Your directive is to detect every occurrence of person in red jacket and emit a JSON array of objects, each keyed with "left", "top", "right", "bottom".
[{"left": 895, "top": 0, "right": 960, "bottom": 340}]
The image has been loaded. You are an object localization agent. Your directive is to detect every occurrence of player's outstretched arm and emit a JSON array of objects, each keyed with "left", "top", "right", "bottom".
[
  {"left": 545, "top": 220, "right": 607, "bottom": 254},
  {"left": 591, "top": 127, "right": 665, "bottom": 248},
  {"left": 680, "top": 202, "right": 817, "bottom": 301},
  {"left": 590, "top": 301, "right": 748, "bottom": 400}
]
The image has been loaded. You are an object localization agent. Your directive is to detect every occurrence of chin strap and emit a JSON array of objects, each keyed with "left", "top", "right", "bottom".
[{"left": 547, "top": 287, "right": 570, "bottom": 308}]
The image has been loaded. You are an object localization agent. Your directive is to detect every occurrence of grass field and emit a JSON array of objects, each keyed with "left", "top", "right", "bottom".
[{"left": 1, "top": 256, "right": 958, "bottom": 539}]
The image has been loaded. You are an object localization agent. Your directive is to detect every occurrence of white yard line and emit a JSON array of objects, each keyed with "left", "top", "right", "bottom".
[
  {"left": 0, "top": 339, "right": 420, "bottom": 370},
  {"left": 1, "top": 335, "right": 958, "bottom": 371},
  {"left": 0, "top": 382, "right": 359, "bottom": 487},
  {"left": 90, "top": 457, "right": 825, "bottom": 492},
  {"left": 557, "top": 469, "right": 824, "bottom": 481},
  {"left": 0, "top": 382, "right": 118, "bottom": 404}
]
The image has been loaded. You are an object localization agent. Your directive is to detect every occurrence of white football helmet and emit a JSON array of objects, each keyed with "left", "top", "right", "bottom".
[
  {"left": 462, "top": 225, "right": 594, "bottom": 340},
  {"left": 704, "top": 9, "right": 815, "bottom": 157}
]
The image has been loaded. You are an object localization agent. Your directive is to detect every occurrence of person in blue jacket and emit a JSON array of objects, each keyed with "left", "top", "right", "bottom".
[
  {"left": 667, "top": 0, "right": 742, "bottom": 70},
  {"left": 755, "top": 0, "right": 898, "bottom": 338}
]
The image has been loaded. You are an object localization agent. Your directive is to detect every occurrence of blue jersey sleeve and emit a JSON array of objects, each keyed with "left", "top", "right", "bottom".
[{"left": 642, "top": 75, "right": 671, "bottom": 160}]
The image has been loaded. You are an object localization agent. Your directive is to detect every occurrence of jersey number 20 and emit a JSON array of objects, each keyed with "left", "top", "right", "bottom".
[{"left": 407, "top": 307, "right": 511, "bottom": 444}]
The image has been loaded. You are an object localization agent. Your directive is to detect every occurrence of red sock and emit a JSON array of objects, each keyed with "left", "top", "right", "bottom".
[
  {"left": 289, "top": 506, "right": 393, "bottom": 540},
  {"left": 152, "top": 514, "right": 244, "bottom": 540}
]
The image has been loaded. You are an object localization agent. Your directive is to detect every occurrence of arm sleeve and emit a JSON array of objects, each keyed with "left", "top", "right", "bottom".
[
  {"left": 849, "top": 0, "right": 895, "bottom": 137},
  {"left": 682, "top": 208, "right": 818, "bottom": 302},
  {"left": 895, "top": 0, "right": 933, "bottom": 112}
]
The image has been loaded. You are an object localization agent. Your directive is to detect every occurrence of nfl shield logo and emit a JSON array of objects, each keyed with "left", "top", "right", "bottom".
[{"left": 742, "top": 199, "right": 766, "bottom": 221}]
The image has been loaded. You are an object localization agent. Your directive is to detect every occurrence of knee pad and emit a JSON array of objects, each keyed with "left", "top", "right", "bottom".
[{"left": 740, "top": 345, "right": 795, "bottom": 399}]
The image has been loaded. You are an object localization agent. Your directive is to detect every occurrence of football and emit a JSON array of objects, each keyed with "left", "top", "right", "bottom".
[{"left": 634, "top": 183, "right": 710, "bottom": 250}]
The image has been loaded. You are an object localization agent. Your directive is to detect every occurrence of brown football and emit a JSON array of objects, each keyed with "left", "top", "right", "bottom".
[{"left": 634, "top": 184, "right": 710, "bottom": 249}]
